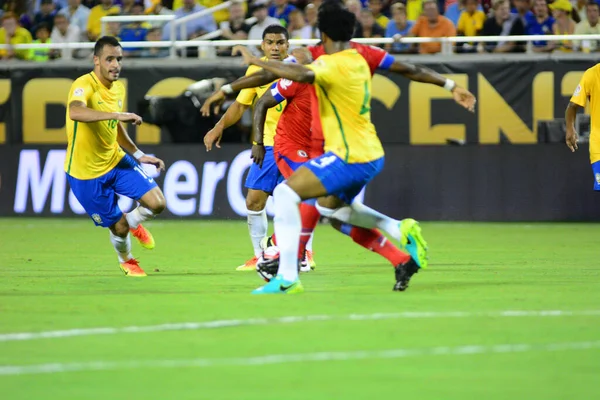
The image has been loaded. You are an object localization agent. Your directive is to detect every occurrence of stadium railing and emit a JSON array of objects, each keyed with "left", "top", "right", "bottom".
[
  {"left": 2, "top": 35, "right": 599, "bottom": 58},
  {"left": 191, "top": 16, "right": 258, "bottom": 58}
]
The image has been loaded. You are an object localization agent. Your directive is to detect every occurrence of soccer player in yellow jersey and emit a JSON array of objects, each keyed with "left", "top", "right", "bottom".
[
  {"left": 66, "top": 36, "right": 167, "bottom": 277},
  {"left": 203, "top": 25, "right": 311, "bottom": 272},
  {"left": 566, "top": 65, "right": 600, "bottom": 177},
  {"left": 237, "top": 1, "right": 429, "bottom": 294}
]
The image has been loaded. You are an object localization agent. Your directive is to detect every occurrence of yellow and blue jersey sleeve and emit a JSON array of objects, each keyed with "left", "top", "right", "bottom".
[{"left": 571, "top": 68, "right": 593, "bottom": 107}]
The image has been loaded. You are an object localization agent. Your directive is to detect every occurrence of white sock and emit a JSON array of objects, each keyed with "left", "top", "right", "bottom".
[
  {"left": 247, "top": 208, "right": 268, "bottom": 258},
  {"left": 126, "top": 206, "right": 155, "bottom": 229},
  {"left": 273, "top": 184, "right": 301, "bottom": 282},
  {"left": 306, "top": 231, "right": 314, "bottom": 252},
  {"left": 110, "top": 232, "right": 133, "bottom": 263},
  {"left": 331, "top": 201, "right": 401, "bottom": 240}
]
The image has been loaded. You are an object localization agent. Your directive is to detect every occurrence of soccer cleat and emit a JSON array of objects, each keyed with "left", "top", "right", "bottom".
[
  {"left": 399, "top": 218, "right": 429, "bottom": 269},
  {"left": 393, "top": 257, "right": 420, "bottom": 291},
  {"left": 260, "top": 235, "right": 275, "bottom": 250},
  {"left": 119, "top": 258, "right": 147, "bottom": 277},
  {"left": 130, "top": 224, "right": 155, "bottom": 250},
  {"left": 252, "top": 275, "right": 304, "bottom": 295},
  {"left": 306, "top": 250, "right": 316, "bottom": 270},
  {"left": 236, "top": 256, "right": 259, "bottom": 271}
]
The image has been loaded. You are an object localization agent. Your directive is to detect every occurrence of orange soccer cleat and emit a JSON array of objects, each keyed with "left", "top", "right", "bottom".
[
  {"left": 119, "top": 258, "right": 147, "bottom": 277},
  {"left": 130, "top": 224, "right": 155, "bottom": 250},
  {"left": 236, "top": 256, "right": 259, "bottom": 271}
]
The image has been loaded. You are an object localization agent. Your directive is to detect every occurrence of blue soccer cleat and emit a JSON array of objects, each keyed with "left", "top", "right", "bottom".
[{"left": 252, "top": 275, "right": 304, "bottom": 295}]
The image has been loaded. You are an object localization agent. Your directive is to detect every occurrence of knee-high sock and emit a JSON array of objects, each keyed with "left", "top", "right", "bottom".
[
  {"left": 328, "top": 201, "right": 401, "bottom": 241},
  {"left": 110, "top": 232, "right": 133, "bottom": 263},
  {"left": 335, "top": 223, "right": 410, "bottom": 266},
  {"left": 247, "top": 208, "right": 268, "bottom": 258},
  {"left": 126, "top": 206, "right": 155, "bottom": 230},
  {"left": 298, "top": 202, "right": 320, "bottom": 259},
  {"left": 273, "top": 184, "right": 301, "bottom": 281}
]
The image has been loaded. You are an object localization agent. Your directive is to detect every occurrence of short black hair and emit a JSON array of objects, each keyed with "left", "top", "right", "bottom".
[
  {"left": 94, "top": 36, "right": 122, "bottom": 56},
  {"left": 262, "top": 24, "right": 289, "bottom": 40},
  {"left": 35, "top": 22, "right": 50, "bottom": 34},
  {"left": 318, "top": 1, "right": 356, "bottom": 42}
]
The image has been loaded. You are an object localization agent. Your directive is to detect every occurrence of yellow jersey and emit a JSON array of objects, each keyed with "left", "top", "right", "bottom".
[
  {"left": 236, "top": 61, "right": 286, "bottom": 147},
  {"left": 307, "top": 49, "right": 384, "bottom": 164},
  {"left": 0, "top": 26, "right": 33, "bottom": 60},
  {"left": 457, "top": 10, "right": 485, "bottom": 37},
  {"left": 87, "top": 5, "right": 121, "bottom": 38},
  {"left": 571, "top": 64, "right": 600, "bottom": 163},
  {"left": 65, "top": 71, "right": 126, "bottom": 179}
]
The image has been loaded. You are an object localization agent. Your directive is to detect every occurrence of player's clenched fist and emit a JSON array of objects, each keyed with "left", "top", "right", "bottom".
[{"left": 117, "top": 112, "right": 143, "bottom": 125}]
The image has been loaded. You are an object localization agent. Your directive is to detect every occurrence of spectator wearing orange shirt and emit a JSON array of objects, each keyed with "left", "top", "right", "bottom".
[{"left": 409, "top": 0, "right": 456, "bottom": 54}]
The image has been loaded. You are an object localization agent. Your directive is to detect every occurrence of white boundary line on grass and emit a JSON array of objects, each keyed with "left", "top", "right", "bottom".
[
  {"left": 2, "top": 310, "right": 600, "bottom": 343},
  {"left": 1, "top": 340, "right": 599, "bottom": 376}
]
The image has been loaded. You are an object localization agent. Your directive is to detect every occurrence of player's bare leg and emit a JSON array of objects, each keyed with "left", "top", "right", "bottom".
[
  {"left": 253, "top": 166, "right": 328, "bottom": 294},
  {"left": 237, "top": 189, "right": 270, "bottom": 271},
  {"left": 127, "top": 187, "right": 166, "bottom": 250},
  {"left": 110, "top": 215, "right": 146, "bottom": 277}
]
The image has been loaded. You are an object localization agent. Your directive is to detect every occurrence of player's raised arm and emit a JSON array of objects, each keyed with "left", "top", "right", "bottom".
[
  {"left": 233, "top": 45, "right": 315, "bottom": 84},
  {"left": 200, "top": 70, "right": 278, "bottom": 117},
  {"left": 251, "top": 89, "right": 283, "bottom": 167},
  {"left": 203, "top": 101, "right": 250, "bottom": 151},
  {"left": 388, "top": 61, "right": 476, "bottom": 113}
]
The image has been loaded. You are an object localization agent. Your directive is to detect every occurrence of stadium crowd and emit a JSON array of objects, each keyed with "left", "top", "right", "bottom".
[{"left": 0, "top": 0, "right": 598, "bottom": 60}]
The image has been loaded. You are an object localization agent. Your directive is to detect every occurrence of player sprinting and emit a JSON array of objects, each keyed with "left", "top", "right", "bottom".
[
  {"left": 203, "top": 25, "right": 318, "bottom": 272},
  {"left": 66, "top": 36, "right": 166, "bottom": 277},
  {"left": 236, "top": 1, "right": 429, "bottom": 294}
]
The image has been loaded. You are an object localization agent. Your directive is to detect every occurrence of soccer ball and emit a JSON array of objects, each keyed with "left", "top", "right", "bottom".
[{"left": 257, "top": 245, "right": 280, "bottom": 282}]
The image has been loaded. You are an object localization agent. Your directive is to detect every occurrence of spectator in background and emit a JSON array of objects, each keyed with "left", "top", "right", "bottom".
[
  {"left": 369, "top": 0, "right": 389, "bottom": 29},
  {"left": 269, "top": 0, "right": 297, "bottom": 27},
  {"left": 345, "top": 0, "right": 362, "bottom": 21},
  {"left": 58, "top": 0, "right": 90, "bottom": 38},
  {"left": 445, "top": 0, "right": 484, "bottom": 26},
  {"left": 479, "top": 0, "right": 524, "bottom": 52},
  {"left": 526, "top": 0, "right": 555, "bottom": 52},
  {"left": 87, "top": 0, "right": 120, "bottom": 41},
  {"left": 355, "top": 8, "right": 386, "bottom": 38},
  {"left": 304, "top": 3, "right": 320, "bottom": 38},
  {"left": 120, "top": 2, "right": 150, "bottom": 55},
  {"left": 140, "top": 26, "right": 169, "bottom": 57},
  {"left": 34, "top": 0, "right": 58, "bottom": 33},
  {"left": 30, "top": 23, "right": 52, "bottom": 62},
  {"left": 145, "top": 1, "right": 174, "bottom": 28},
  {"left": 512, "top": 0, "right": 534, "bottom": 28},
  {"left": 33, "top": 0, "right": 68, "bottom": 14},
  {"left": 219, "top": 1, "right": 251, "bottom": 40},
  {"left": 0, "top": 12, "right": 33, "bottom": 60},
  {"left": 456, "top": 0, "right": 485, "bottom": 52},
  {"left": 2, "top": 0, "right": 33, "bottom": 31},
  {"left": 170, "top": 0, "right": 234, "bottom": 25},
  {"left": 574, "top": 1, "right": 600, "bottom": 52},
  {"left": 105, "top": 9, "right": 121, "bottom": 39},
  {"left": 163, "top": 0, "right": 217, "bottom": 40},
  {"left": 406, "top": 0, "right": 423, "bottom": 21},
  {"left": 385, "top": 2, "right": 413, "bottom": 53},
  {"left": 51, "top": 13, "right": 80, "bottom": 59},
  {"left": 248, "top": 0, "right": 282, "bottom": 55},
  {"left": 120, "top": 0, "right": 137, "bottom": 14},
  {"left": 410, "top": 0, "right": 456, "bottom": 53},
  {"left": 550, "top": 0, "right": 576, "bottom": 51},
  {"left": 576, "top": 0, "right": 588, "bottom": 23},
  {"left": 288, "top": 9, "right": 313, "bottom": 39}
]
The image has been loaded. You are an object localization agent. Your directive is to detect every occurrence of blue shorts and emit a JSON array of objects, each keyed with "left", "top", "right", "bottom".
[
  {"left": 245, "top": 146, "right": 283, "bottom": 193},
  {"left": 304, "top": 152, "right": 384, "bottom": 204},
  {"left": 593, "top": 161, "right": 600, "bottom": 191},
  {"left": 67, "top": 154, "right": 158, "bottom": 228}
]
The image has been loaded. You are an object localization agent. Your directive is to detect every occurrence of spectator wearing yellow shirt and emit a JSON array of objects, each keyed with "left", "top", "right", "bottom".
[
  {"left": 87, "top": 0, "right": 121, "bottom": 41},
  {"left": 30, "top": 23, "right": 52, "bottom": 62},
  {"left": 0, "top": 12, "right": 33, "bottom": 60},
  {"left": 369, "top": 0, "right": 389, "bottom": 29},
  {"left": 457, "top": 0, "right": 485, "bottom": 52},
  {"left": 406, "top": 0, "right": 423, "bottom": 21},
  {"left": 171, "top": 0, "right": 246, "bottom": 24},
  {"left": 574, "top": 1, "right": 600, "bottom": 52}
]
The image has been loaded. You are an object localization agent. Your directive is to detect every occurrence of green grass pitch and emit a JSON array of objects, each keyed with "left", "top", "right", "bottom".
[{"left": 1, "top": 218, "right": 599, "bottom": 399}]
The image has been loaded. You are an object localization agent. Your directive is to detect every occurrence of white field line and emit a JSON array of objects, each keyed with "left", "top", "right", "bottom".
[
  {"left": 1, "top": 340, "right": 599, "bottom": 376},
  {"left": 2, "top": 310, "right": 600, "bottom": 343}
]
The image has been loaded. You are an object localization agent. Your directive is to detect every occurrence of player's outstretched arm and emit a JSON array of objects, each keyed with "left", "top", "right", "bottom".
[
  {"left": 388, "top": 61, "right": 476, "bottom": 112},
  {"left": 233, "top": 45, "right": 315, "bottom": 83},
  {"left": 251, "top": 91, "right": 282, "bottom": 168},
  {"left": 117, "top": 123, "right": 165, "bottom": 171},
  {"left": 204, "top": 101, "right": 249, "bottom": 151},
  {"left": 200, "top": 70, "right": 277, "bottom": 117},
  {"left": 69, "top": 101, "right": 142, "bottom": 124},
  {"left": 565, "top": 102, "right": 581, "bottom": 152}
]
